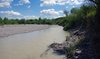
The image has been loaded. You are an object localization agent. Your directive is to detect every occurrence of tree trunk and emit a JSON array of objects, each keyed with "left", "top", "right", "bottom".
[{"left": 92, "top": 4, "right": 100, "bottom": 59}]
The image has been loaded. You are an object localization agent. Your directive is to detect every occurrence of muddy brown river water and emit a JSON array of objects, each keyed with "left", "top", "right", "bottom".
[{"left": 0, "top": 25, "right": 69, "bottom": 59}]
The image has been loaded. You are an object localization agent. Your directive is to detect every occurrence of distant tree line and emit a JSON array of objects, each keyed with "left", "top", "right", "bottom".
[{"left": 0, "top": 17, "right": 53, "bottom": 25}]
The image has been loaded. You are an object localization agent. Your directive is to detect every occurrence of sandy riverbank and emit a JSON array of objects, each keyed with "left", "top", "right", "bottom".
[{"left": 0, "top": 24, "right": 50, "bottom": 38}]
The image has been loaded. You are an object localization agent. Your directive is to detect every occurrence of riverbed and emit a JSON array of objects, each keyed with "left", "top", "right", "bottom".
[{"left": 0, "top": 25, "right": 69, "bottom": 59}]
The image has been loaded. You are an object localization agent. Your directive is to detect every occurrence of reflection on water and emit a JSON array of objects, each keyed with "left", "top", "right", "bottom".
[{"left": 0, "top": 25, "right": 69, "bottom": 59}]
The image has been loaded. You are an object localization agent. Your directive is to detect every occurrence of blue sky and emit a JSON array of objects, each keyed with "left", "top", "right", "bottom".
[{"left": 0, "top": 0, "right": 85, "bottom": 19}]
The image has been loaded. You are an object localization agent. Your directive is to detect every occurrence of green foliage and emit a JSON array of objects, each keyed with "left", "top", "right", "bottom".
[
  {"left": 3, "top": 17, "right": 9, "bottom": 24},
  {"left": 0, "top": 17, "right": 53, "bottom": 25},
  {"left": 71, "top": 8, "right": 79, "bottom": 14},
  {"left": 0, "top": 17, "right": 3, "bottom": 25},
  {"left": 63, "top": 10, "right": 68, "bottom": 16},
  {"left": 53, "top": 5, "right": 96, "bottom": 31},
  {"left": 67, "top": 45, "right": 76, "bottom": 58},
  {"left": 18, "top": 19, "right": 26, "bottom": 24}
]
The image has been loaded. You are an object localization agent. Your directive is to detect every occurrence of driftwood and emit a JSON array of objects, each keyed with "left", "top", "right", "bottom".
[
  {"left": 49, "top": 43, "right": 66, "bottom": 51},
  {"left": 49, "top": 43, "right": 67, "bottom": 55}
]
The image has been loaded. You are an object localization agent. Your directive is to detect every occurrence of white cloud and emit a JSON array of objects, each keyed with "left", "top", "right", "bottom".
[
  {"left": 0, "top": 10, "right": 21, "bottom": 16},
  {"left": 40, "top": 9, "right": 63, "bottom": 16},
  {"left": 40, "top": 9, "right": 64, "bottom": 19},
  {"left": 0, "top": 0, "right": 13, "bottom": 7},
  {"left": 41, "top": 14, "right": 65, "bottom": 19},
  {"left": 40, "top": 0, "right": 66, "bottom": 6},
  {"left": 14, "top": 0, "right": 30, "bottom": 6},
  {"left": 40, "top": 0, "right": 84, "bottom": 6},
  {"left": 72, "top": 0, "right": 83, "bottom": 5},
  {"left": 0, "top": 2, "right": 10, "bottom": 7},
  {"left": 40, "top": 0, "right": 56, "bottom": 6},
  {"left": 14, "top": 4, "right": 23, "bottom": 6},
  {"left": 23, "top": 16, "right": 38, "bottom": 19},
  {"left": 19, "top": 0, "right": 30, "bottom": 4}
]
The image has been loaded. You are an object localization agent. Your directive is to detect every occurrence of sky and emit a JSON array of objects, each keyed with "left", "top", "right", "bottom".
[{"left": 0, "top": 0, "right": 85, "bottom": 19}]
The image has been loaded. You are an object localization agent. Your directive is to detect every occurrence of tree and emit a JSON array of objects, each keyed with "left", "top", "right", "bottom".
[
  {"left": 89, "top": 0, "right": 100, "bottom": 29},
  {"left": 18, "top": 19, "right": 26, "bottom": 24},
  {"left": 63, "top": 10, "right": 68, "bottom": 16},
  {"left": 0, "top": 17, "right": 3, "bottom": 25},
  {"left": 71, "top": 8, "right": 79, "bottom": 14},
  {"left": 3, "top": 17, "right": 9, "bottom": 24},
  {"left": 0, "top": 17, "right": 2, "bottom": 23},
  {"left": 88, "top": 0, "right": 100, "bottom": 58}
]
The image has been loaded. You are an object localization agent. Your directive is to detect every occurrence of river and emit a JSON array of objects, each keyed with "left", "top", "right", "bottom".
[{"left": 0, "top": 25, "right": 69, "bottom": 59}]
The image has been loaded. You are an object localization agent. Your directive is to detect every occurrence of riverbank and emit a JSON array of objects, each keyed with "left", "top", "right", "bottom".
[
  {"left": 48, "top": 26, "right": 97, "bottom": 59},
  {"left": 0, "top": 24, "right": 50, "bottom": 38}
]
